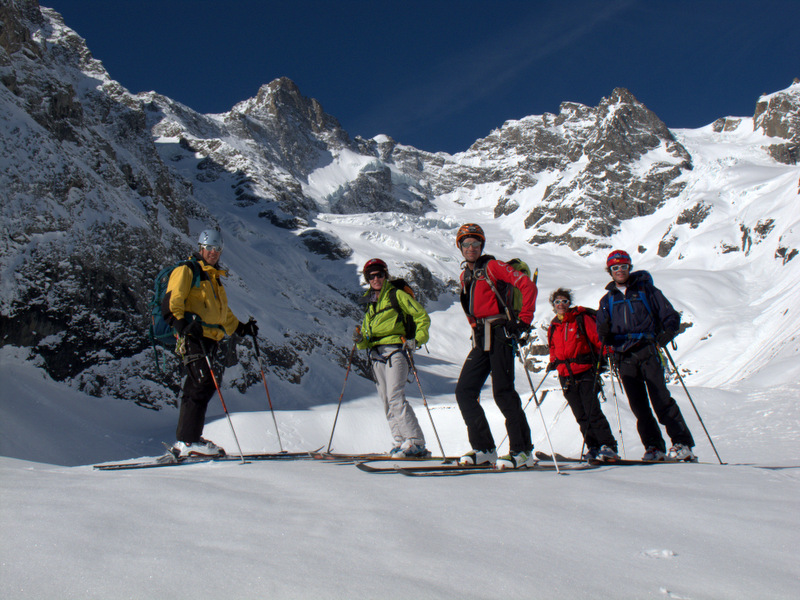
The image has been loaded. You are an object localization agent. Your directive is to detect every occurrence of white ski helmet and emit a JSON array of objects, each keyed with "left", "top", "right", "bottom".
[{"left": 198, "top": 229, "right": 223, "bottom": 251}]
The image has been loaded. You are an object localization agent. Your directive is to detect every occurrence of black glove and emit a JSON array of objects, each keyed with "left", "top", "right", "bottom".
[
  {"left": 236, "top": 318, "right": 258, "bottom": 338},
  {"left": 657, "top": 330, "right": 675, "bottom": 346},
  {"left": 546, "top": 361, "right": 557, "bottom": 372},
  {"left": 596, "top": 321, "right": 614, "bottom": 345},
  {"left": 508, "top": 320, "right": 531, "bottom": 340},
  {"left": 352, "top": 327, "right": 364, "bottom": 343},
  {"left": 178, "top": 319, "right": 203, "bottom": 340}
]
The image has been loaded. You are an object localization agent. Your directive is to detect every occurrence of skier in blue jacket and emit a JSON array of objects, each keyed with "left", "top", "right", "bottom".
[{"left": 595, "top": 250, "right": 695, "bottom": 462}]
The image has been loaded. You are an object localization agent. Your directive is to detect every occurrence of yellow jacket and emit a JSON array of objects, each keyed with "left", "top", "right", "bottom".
[{"left": 163, "top": 255, "right": 240, "bottom": 341}]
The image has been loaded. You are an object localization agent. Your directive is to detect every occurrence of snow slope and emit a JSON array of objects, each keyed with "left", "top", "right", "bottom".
[{"left": 1, "top": 334, "right": 799, "bottom": 599}]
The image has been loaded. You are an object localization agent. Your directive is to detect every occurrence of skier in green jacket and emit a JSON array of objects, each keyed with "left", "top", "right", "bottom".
[{"left": 354, "top": 258, "right": 431, "bottom": 457}]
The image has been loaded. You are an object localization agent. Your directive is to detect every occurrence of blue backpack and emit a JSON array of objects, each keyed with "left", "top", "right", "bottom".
[{"left": 148, "top": 259, "right": 202, "bottom": 371}]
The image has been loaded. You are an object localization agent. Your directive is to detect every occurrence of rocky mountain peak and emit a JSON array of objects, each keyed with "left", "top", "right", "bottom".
[
  {"left": 232, "top": 76, "right": 347, "bottom": 140},
  {"left": 753, "top": 81, "right": 800, "bottom": 164}
]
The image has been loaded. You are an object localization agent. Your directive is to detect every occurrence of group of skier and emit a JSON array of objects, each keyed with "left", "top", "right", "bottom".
[{"left": 160, "top": 222, "right": 696, "bottom": 468}]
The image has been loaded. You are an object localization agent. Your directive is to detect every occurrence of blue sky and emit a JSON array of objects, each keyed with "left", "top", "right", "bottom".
[{"left": 45, "top": 0, "right": 799, "bottom": 154}]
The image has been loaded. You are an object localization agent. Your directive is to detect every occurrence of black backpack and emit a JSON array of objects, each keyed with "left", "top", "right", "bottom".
[{"left": 386, "top": 278, "right": 417, "bottom": 340}]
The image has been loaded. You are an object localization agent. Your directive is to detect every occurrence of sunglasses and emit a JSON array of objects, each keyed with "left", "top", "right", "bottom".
[
  {"left": 460, "top": 241, "right": 482, "bottom": 249},
  {"left": 200, "top": 244, "right": 222, "bottom": 253},
  {"left": 366, "top": 272, "right": 386, "bottom": 280},
  {"left": 553, "top": 299, "right": 569, "bottom": 306},
  {"left": 610, "top": 264, "right": 630, "bottom": 272}
]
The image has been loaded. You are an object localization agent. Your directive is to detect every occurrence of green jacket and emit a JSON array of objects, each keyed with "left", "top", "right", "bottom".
[{"left": 357, "top": 281, "right": 431, "bottom": 349}]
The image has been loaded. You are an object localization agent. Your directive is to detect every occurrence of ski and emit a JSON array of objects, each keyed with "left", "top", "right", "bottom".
[
  {"left": 94, "top": 448, "right": 322, "bottom": 470},
  {"left": 395, "top": 462, "right": 599, "bottom": 477},
  {"left": 535, "top": 451, "right": 578, "bottom": 463},
  {"left": 355, "top": 460, "right": 598, "bottom": 476},
  {"left": 310, "top": 451, "right": 455, "bottom": 463},
  {"left": 354, "top": 459, "right": 457, "bottom": 473},
  {"left": 534, "top": 451, "right": 697, "bottom": 466}
]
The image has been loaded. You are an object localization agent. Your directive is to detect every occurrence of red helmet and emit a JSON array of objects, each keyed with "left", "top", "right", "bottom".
[
  {"left": 606, "top": 250, "right": 632, "bottom": 267},
  {"left": 362, "top": 258, "right": 388, "bottom": 277},
  {"left": 456, "top": 223, "right": 485, "bottom": 247}
]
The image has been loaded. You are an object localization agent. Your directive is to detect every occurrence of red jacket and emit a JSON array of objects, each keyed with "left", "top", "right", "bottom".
[
  {"left": 548, "top": 307, "right": 603, "bottom": 377},
  {"left": 460, "top": 257, "right": 537, "bottom": 326}
]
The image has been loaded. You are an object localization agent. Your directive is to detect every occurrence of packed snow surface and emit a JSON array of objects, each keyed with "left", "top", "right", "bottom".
[{"left": 1, "top": 346, "right": 799, "bottom": 599}]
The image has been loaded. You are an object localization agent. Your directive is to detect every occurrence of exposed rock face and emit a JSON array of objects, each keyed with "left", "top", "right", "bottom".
[
  {"left": 144, "top": 77, "right": 434, "bottom": 222},
  {"left": 0, "top": 0, "right": 197, "bottom": 393},
  {"left": 414, "top": 88, "right": 693, "bottom": 251},
  {"left": 754, "top": 81, "right": 800, "bottom": 164}
]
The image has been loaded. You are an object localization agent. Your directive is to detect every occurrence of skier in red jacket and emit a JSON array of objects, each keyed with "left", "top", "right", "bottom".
[
  {"left": 454, "top": 223, "right": 537, "bottom": 470},
  {"left": 547, "top": 288, "right": 619, "bottom": 462}
]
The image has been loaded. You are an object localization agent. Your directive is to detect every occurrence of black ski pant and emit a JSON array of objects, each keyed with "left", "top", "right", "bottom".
[
  {"left": 176, "top": 337, "right": 220, "bottom": 443},
  {"left": 455, "top": 326, "right": 532, "bottom": 454},
  {"left": 617, "top": 345, "right": 694, "bottom": 452},
  {"left": 559, "top": 369, "right": 617, "bottom": 452}
]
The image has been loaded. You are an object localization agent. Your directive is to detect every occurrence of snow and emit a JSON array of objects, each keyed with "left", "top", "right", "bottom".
[{"left": 2, "top": 340, "right": 800, "bottom": 600}]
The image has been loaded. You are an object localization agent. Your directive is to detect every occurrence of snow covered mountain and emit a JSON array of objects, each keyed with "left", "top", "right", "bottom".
[{"left": 1, "top": 0, "right": 799, "bottom": 420}]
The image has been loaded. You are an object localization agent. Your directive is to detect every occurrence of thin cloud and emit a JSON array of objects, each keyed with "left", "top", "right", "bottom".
[{"left": 354, "top": 0, "right": 636, "bottom": 143}]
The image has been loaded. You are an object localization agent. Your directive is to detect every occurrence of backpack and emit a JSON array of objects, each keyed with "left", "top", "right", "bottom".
[
  {"left": 386, "top": 278, "right": 417, "bottom": 340},
  {"left": 148, "top": 258, "right": 203, "bottom": 370},
  {"left": 472, "top": 255, "right": 534, "bottom": 320},
  {"left": 505, "top": 258, "right": 532, "bottom": 316}
]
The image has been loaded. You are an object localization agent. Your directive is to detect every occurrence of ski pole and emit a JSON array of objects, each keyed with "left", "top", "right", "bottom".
[
  {"left": 660, "top": 345, "right": 724, "bottom": 465},
  {"left": 327, "top": 343, "right": 356, "bottom": 453},
  {"left": 199, "top": 339, "right": 246, "bottom": 464},
  {"left": 606, "top": 356, "right": 626, "bottom": 458},
  {"left": 250, "top": 333, "right": 285, "bottom": 453},
  {"left": 403, "top": 341, "right": 450, "bottom": 462},
  {"left": 515, "top": 344, "right": 560, "bottom": 473},
  {"left": 516, "top": 370, "right": 550, "bottom": 421},
  {"left": 499, "top": 388, "right": 549, "bottom": 451}
]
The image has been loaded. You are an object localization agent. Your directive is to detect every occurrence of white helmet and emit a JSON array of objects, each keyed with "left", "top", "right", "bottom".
[{"left": 198, "top": 229, "right": 223, "bottom": 251}]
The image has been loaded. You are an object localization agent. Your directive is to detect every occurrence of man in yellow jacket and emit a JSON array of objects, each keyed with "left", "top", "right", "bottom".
[
  {"left": 355, "top": 259, "right": 431, "bottom": 457},
  {"left": 162, "top": 229, "right": 257, "bottom": 457}
]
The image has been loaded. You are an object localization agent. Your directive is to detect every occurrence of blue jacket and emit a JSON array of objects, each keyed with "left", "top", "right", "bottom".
[{"left": 596, "top": 270, "right": 679, "bottom": 353}]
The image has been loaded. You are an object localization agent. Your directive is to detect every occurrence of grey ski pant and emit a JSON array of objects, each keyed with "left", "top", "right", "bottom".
[{"left": 370, "top": 345, "right": 425, "bottom": 448}]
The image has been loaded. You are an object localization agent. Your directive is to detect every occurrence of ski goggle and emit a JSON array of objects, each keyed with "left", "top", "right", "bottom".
[
  {"left": 460, "top": 241, "right": 482, "bottom": 249},
  {"left": 366, "top": 272, "right": 386, "bottom": 280},
  {"left": 610, "top": 264, "right": 630, "bottom": 272},
  {"left": 200, "top": 244, "right": 222, "bottom": 253},
  {"left": 553, "top": 299, "right": 569, "bottom": 306}
]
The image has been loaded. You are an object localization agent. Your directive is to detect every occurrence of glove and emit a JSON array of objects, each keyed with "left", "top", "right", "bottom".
[
  {"left": 596, "top": 321, "right": 614, "bottom": 345},
  {"left": 403, "top": 338, "right": 418, "bottom": 352},
  {"left": 178, "top": 319, "right": 204, "bottom": 340},
  {"left": 352, "top": 327, "right": 364, "bottom": 343},
  {"left": 657, "top": 330, "right": 675, "bottom": 346},
  {"left": 508, "top": 320, "right": 532, "bottom": 340},
  {"left": 236, "top": 318, "right": 258, "bottom": 338},
  {"left": 546, "top": 361, "right": 557, "bottom": 372}
]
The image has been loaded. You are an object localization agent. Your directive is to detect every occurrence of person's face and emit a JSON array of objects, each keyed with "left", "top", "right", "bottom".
[
  {"left": 366, "top": 270, "right": 386, "bottom": 291},
  {"left": 460, "top": 236, "right": 483, "bottom": 264},
  {"left": 199, "top": 244, "right": 222, "bottom": 265},
  {"left": 553, "top": 297, "right": 570, "bottom": 316},
  {"left": 610, "top": 263, "right": 630, "bottom": 284}
]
